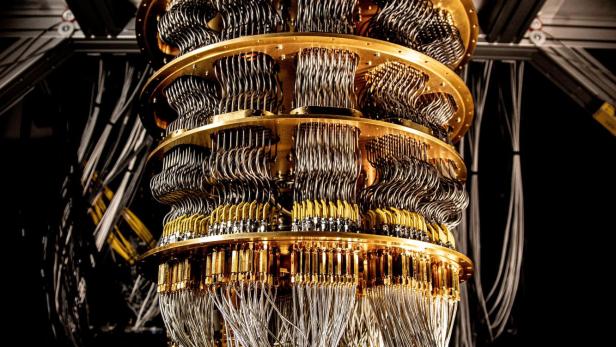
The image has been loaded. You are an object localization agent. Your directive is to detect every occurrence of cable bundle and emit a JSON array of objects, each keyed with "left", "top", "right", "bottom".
[
  {"left": 367, "top": 0, "right": 434, "bottom": 49},
  {"left": 360, "top": 135, "right": 460, "bottom": 248},
  {"left": 367, "top": 0, "right": 465, "bottom": 65},
  {"left": 294, "top": 47, "right": 359, "bottom": 109},
  {"left": 420, "top": 158, "right": 468, "bottom": 232},
  {"left": 414, "top": 92, "right": 458, "bottom": 141},
  {"left": 160, "top": 197, "right": 213, "bottom": 246},
  {"left": 296, "top": 0, "right": 357, "bottom": 34},
  {"left": 164, "top": 76, "right": 219, "bottom": 135},
  {"left": 157, "top": 0, "right": 219, "bottom": 55},
  {"left": 151, "top": 146, "right": 210, "bottom": 204},
  {"left": 359, "top": 61, "right": 428, "bottom": 122},
  {"left": 416, "top": 9, "right": 465, "bottom": 67},
  {"left": 292, "top": 123, "right": 361, "bottom": 232},
  {"left": 206, "top": 126, "right": 280, "bottom": 235},
  {"left": 213, "top": 0, "right": 281, "bottom": 40},
  {"left": 366, "top": 283, "right": 458, "bottom": 347},
  {"left": 150, "top": 145, "right": 213, "bottom": 246},
  {"left": 214, "top": 52, "right": 281, "bottom": 114}
]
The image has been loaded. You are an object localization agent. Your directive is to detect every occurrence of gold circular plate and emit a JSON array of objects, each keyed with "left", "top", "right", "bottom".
[
  {"left": 148, "top": 113, "right": 467, "bottom": 181},
  {"left": 136, "top": 0, "right": 478, "bottom": 70},
  {"left": 141, "top": 231, "right": 474, "bottom": 281},
  {"left": 140, "top": 33, "right": 474, "bottom": 142},
  {"left": 434, "top": 0, "right": 479, "bottom": 68},
  {"left": 135, "top": 0, "right": 174, "bottom": 67}
]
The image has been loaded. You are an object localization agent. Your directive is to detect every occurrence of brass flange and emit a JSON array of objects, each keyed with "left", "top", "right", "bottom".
[
  {"left": 139, "top": 33, "right": 475, "bottom": 142},
  {"left": 135, "top": 0, "right": 479, "bottom": 70},
  {"left": 147, "top": 113, "right": 467, "bottom": 182},
  {"left": 142, "top": 231, "right": 474, "bottom": 289}
]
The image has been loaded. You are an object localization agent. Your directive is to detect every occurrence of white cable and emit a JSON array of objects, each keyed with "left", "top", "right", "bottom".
[
  {"left": 468, "top": 60, "right": 494, "bottom": 340},
  {"left": 454, "top": 64, "right": 474, "bottom": 347},
  {"left": 78, "top": 59, "right": 105, "bottom": 162},
  {"left": 81, "top": 62, "right": 135, "bottom": 192},
  {"left": 487, "top": 62, "right": 525, "bottom": 337}
]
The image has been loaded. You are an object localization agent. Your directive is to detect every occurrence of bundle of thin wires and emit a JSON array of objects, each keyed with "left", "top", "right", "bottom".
[
  {"left": 468, "top": 60, "right": 494, "bottom": 341},
  {"left": 454, "top": 60, "right": 525, "bottom": 345},
  {"left": 44, "top": 59, "right": 161, "bottom": 345},
  {"left": 487, "top": 62, "right": 525, "bottom": 337}
]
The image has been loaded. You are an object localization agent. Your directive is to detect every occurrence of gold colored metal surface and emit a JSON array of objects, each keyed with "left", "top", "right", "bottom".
[
  {"left": 290, "top": 106, "right": 364, "bottom": 118},
  {"left": 135, "top": 0, "right": 176, "bottom": 66},
  {"left": 136, "top": 0, "right": 479, "bottom": 70},
  {"left": 354, "top": 0, "right": 479, "bottom": 69},
  {"left": 147, "top": 113, "right": 467, "bottom": 181},
  {"left": 593, "top": 102, "right": 616, "bottom": 136},
  {"left": 140, "top": 33, "right": 474, "bottom": 142},
  {"left": 433, "top": 0, "right": 479, "bottom": 69},
  {"left": 141, "top": 231, "right": 474, "bottom": 281}
]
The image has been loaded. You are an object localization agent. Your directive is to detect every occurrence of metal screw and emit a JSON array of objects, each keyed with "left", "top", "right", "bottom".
[
  {"left": 62, "top": 9, "right": 75, "bottom": 22},
  {"left": 57, "top": 22, "right": 75, "bottom": 37}
]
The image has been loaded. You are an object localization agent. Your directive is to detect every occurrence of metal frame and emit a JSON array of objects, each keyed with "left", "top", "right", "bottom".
[
  {"left": 0, "top": 37, "right": 71, "bottom": 115},
  {"left": 479, "top": 0, "right": 547, "bottom": 43}
]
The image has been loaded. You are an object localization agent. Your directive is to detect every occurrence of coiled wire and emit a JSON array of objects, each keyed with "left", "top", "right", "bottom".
[
  {"left": 414, "top": 92, "right": 458, "bottom": 141},
  {"left": 214, "top": 52, "right": 281, "bottom": 114},
  {"left": 206, "top": 126, "right": 280, "bottom": 234},
  {"left": 416, "top": 10, "right": 465, "bottom": 66},
  {"left": 367, "top": 0, "right": 465, "bottom": 65},
  {"left": 294, "top": 47, "right": 359, "bottom": 109},
  {"left": 164, "top": 76, "right": 219, "bottom": 135},
  {"left": 359, "top": 61, "right": 428, "bottom": 122},
  {"left": 158, "top": 0, "right": 219, "bottom": 55},
  {"left": 212, "top": 0, "right": 282, "bottom": 40},
  {"left": 296, "top": 0, "right": 357, "bottom": 34},
  {"left": 292, "top": 123, "right": 361, "bottom": 232}
]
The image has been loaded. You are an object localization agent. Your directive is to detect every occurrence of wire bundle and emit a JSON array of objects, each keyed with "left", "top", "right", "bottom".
[
  {"left": 420, "top": 158, "right": 469, "bottom": 232},
  {"left": 206, "top": 126, "right": 280, "bottom": 235},
  {"left": 157, "top": 0, "right": 219, "bottom": 55},
  {"left": 414, "top": 92, "right": 458, "bottom": 141},
  {"left": 367, "top": 0, "right": 465, "bottom": 65},
  {"left": 214, "top": 53, "right": 281, "bottom": 114},
  {"left": 360, "top": 135, "right": 461, "bottom": 248},
  {"left": 416, "top": 9, "right": 465, "bottom": 67},
  {"left": 164, "top": 76, "right": 219, "bottom": 135},
  {"left": 214, "top": 0, "right": 282, "bottom": 40},
  {"left": 359, "top": 61, "right": 428, "bottom": 121},
  {"left": 151, "top": 145, "right": 213, "bottom": 246},
  {"left": 294, "top": 48, "right": 359, "bottom": 109},
  {"left": 151, "top": 146, "right": 210, "bottom": 204},
  {"left": 292, "top": 123, "right": 362, "bottom": 232},
  {"left": 366, "top": 284, "right": 458, "bottom": 347},
  {"left": 296, "top": 0, "right": 358, "bottom": 34}
]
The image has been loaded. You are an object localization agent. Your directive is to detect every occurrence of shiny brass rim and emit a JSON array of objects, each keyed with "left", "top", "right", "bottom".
[
  {"left": 135, "top": 0, "right": 478, "bottom": 70},
  {"left": 141, "top": 231, "right": 474, "bottom": 281},
  {"left": 147, "top": 113, "right": 467, "bottom": 181},
  {"left": 139, "top": 33, "right": 475, "bottom": 142}
]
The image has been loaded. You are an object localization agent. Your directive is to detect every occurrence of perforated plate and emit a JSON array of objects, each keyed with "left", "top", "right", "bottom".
[
  {"left": 135, "top": 0, "right": 479, "bottom": 70},
  {"left": 139, "top": 33, "right": 475, "bottom": 142}
]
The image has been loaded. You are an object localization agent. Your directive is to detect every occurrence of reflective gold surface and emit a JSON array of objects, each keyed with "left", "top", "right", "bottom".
[
  {"left": 141, "top": 231, "right": 474, "bottom": 281},
  {"left": 147, "top": 113, "right": 467, "bottom": 181},
  {"left": 139, "top": 33, "right": 474, "bottom": 142},
  {"left": 136, "top": 0, "right": 478, "bottom": 70}
]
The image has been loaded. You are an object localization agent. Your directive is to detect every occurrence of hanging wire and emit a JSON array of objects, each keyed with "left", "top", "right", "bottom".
[
  {"left": 453, "top": 63, "right": 473, "bottom": 347},
  {"left": 486, "top": 61, "right": 525, "bottom": 337},
  {"left": 467, "top": 60, "right": 495, "bottom": 341},
  {"left": 158, "top": 0, "right": 219, "bottom": 55},
  {"left": 460, "top": 60, "right": 525, "bottom": 342}
]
